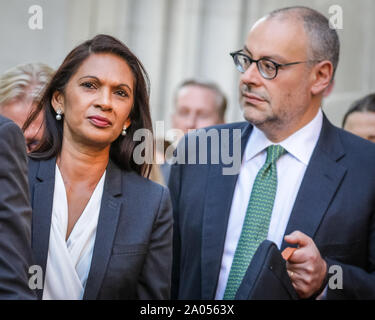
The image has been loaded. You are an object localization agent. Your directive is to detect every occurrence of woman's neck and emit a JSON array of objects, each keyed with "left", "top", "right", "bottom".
[{"left": 57, "top": 140, "right": 110, "bottom": 185}]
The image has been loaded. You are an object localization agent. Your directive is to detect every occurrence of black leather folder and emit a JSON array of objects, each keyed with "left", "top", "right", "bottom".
[{"left": 235, "top": 240, "right": 299, "bottom": 300}]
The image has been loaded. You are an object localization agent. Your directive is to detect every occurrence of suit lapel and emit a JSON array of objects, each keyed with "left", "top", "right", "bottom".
[
  {"left": 83, "top": 161, "right": 123, "bottom": 300},
  {"left": 31, "top": 158, "right": 56, "bottom": 299},
  {"left": 281, "top": 116, "right": 347, "bottom": 250},
  {"left": 201, "top": 123, "right": 252, "bottom": 299}
]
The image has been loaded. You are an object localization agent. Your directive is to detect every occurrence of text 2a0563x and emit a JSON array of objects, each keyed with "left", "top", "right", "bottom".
[{"left": 183, "top": 304, "right": 235, "bottom": 315}]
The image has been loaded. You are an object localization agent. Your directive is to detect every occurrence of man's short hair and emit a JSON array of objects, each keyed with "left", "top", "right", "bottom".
[
  {"left": 174, "top": 79, "right": 227, "bottom": 120},
  {"left": 342, "top": 93, "right": 375, "bottom": 128},
  {"left": 0, "top": 62, "right": 54, "bottom": 106},
  {"left": 268, "top": 6, "right": 340, "bottom": 80}
]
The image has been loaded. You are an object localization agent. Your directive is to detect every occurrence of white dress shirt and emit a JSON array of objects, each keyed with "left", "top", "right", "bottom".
[
  {"left": 215, "top": 109, "right": 323, "bottom": 299},
  {"left": 42, "top": 165, "right": 106, "bottom": 300}
]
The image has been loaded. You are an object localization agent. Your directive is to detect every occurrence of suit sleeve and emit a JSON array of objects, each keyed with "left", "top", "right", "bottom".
[
  {"left": 136, "top": 186, "right": 173, "bottom": 299},
  {"left": 0, "top": 120, "right": 36, "bottom": 299},
  {"left": 325, "top": 209, "right": 375, "bottom": 299}
]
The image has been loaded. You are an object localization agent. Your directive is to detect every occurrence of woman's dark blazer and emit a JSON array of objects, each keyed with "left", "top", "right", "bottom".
[{"left": 28, "top": 157, "right": 173, "bottom": 300}]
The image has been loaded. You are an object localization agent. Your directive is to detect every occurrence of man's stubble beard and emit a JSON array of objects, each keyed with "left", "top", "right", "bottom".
[
  {"left": 241, "top": 98, "right": 284, "bottom": 132},
  {"left": 241, "top": 93, "right": 309, "bottom": 140}
]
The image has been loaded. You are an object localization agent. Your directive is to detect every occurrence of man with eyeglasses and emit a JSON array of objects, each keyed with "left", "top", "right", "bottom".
[{"left": 169, "top": 6, "right": 375, "bottom": 300}]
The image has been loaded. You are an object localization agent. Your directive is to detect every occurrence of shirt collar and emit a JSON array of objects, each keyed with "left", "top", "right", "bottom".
[{"left": 245, "top": 108, "right": 323, "bottom": 165}]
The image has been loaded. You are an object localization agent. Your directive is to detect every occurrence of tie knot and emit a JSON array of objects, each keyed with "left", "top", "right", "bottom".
[{"left": 265, "top": 145, "right": 286, "bottom": 164}]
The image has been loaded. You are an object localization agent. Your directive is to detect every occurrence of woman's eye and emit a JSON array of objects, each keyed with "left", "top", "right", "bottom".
[
  {"left": 81, "top": 82, "right": 96, "bottom": 89},
  {"left": 115, "top": 90, "right": 128, "bottom": 97}
]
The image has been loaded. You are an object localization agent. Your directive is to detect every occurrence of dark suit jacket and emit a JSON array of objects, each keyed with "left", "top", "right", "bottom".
[
  {"left": 169, "top": 115, "right": 375, "bottom": 300},
  {"left": 28, "top": 157, "right": 173, "bottom": 300},
  {"left": 0, "top": 116, "right": 36, "bottom": 299}
]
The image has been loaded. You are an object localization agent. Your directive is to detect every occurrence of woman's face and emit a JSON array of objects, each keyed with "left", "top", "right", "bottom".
[{"left": 52, "top": 53, "right": 135, "bottom": 150}]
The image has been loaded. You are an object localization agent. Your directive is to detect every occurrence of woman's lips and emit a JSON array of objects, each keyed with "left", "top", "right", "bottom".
[{"left": 88, "top": 116, "right": 112, "bottom": 127}]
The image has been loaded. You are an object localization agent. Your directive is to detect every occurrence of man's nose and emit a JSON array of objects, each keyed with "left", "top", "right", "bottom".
[
  {"left": 184, "top": 113, "right": 197, "bottom": 132},
  {"left": 240, "top": 61, "right": 263, "bottom": 87}
]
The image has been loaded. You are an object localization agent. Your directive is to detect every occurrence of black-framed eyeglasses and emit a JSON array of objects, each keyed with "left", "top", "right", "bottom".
[{"left": 230, "top": 50, "right": 318, "bottom": 80}]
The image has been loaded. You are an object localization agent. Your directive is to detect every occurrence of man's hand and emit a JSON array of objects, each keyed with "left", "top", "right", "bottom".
[{"left": 284, "top": 231, "right": 327, "bottom": 299}]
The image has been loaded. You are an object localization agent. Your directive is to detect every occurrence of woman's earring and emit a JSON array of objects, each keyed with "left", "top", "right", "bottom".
[
  {"left": 56, "top": 109, "right": 63, "bottom": 121},
  {"left": 121, "top": 125, "right": 127, "bottom": 136}
]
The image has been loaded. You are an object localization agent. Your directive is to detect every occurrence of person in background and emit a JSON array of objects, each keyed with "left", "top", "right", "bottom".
[
  {"left": 342, "top": 93, "right": 375, "bottom": 143},
  {"left": 0, "top": 115, "right": 36, "bottom": 299},
  {"left": 0, "top": 63, "right": 54, "bottom": 152},
  {"left": 24, "top": 34, "right": 172, "bottom": 300},
  {"left": 160, "top": 79, "right": 228, "bottom": 183},
  {"left": 172, "top": 79, "right": 227, "bottom": 136}
]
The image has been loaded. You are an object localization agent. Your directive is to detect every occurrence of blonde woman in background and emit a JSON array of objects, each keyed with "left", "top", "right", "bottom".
[{"left": 0, "top": 62, "right": 54, "bottom": 152}]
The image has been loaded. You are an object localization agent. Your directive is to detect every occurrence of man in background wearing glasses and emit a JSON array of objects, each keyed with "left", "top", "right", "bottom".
[{"left": 169, "top": 6, "right": 375, "bottom": 300}]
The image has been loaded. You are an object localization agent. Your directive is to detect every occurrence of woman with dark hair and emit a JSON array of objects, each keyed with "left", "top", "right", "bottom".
[{"left": 24, "top": 34, "right": 172, "bottom": 300}]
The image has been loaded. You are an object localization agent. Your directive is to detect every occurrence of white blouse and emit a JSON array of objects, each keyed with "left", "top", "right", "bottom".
[{"left": 42, "top": 165, "right": 106, "bottom": 300}]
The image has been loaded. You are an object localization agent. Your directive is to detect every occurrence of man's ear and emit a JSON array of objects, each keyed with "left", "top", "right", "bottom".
[
  {"left": 323, "top": 80, "right": 335, "bottom": 98},
  {"left": 51, "top": 90, "right": 65, "bottom": 113},
  {"left": 310, "top": 61, "right": 334, "bottom": 96}
]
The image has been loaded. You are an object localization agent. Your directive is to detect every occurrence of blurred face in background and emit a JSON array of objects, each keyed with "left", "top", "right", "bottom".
[
  {"left": 172, "top": 85, "right": 224, "bottom": 135},
  {"left": 0, "top": 98, "right": 44, "bottom": 152},
  {"left": 343, "top": 111, "right": 375, "bottom": 143}
]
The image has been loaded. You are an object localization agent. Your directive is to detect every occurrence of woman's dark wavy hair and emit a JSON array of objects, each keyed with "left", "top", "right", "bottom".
[{"left": 23, "top": 34, "right": 153, "bottom": 177}]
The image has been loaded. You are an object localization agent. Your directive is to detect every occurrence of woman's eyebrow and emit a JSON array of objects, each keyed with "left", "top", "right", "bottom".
[
  {"left": 117, "top": 83, "right": 132, "bottom": 93},
  {"left": 78, "top": 75, "right": 100, "bottom": 81}
]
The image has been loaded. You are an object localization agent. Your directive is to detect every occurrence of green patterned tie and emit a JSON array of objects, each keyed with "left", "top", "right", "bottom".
[{"left": 223, "top": 144, "right": 286, "bottom": 300}]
